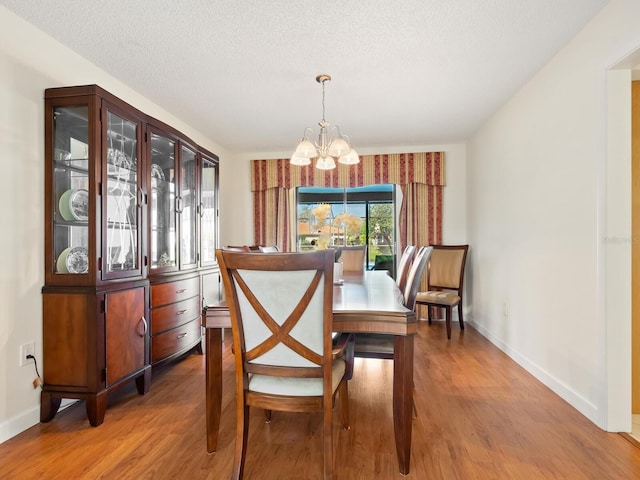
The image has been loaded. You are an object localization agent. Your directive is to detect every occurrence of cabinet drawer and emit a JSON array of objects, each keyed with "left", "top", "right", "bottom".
[
  {"left": 151, "top": 318, "right": 201, "bottom": 363},
  {"left": 151, "top": 277, "right": 200, "bottom": 307},
  {"left": 151, "top": 295, "right": 200, "bottom": 334}
]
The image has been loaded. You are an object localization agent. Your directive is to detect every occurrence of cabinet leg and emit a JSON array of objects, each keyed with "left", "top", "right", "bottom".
[
  {"left": 194, "top": 338, "right": 204, "bottom": 355},
  {"left": 40, "top": 391, "right": 61, "bottom": 423},
  {"left": 85, "top": 392, "right": 107, "bottom": 427},
  {"left": 136, "top": 368, "right": 151, "bottom": 395}
]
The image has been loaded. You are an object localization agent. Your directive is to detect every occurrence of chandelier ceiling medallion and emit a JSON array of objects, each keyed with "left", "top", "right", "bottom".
[{"left": 290, "top": 74, "right": 359, "bottom": 170}]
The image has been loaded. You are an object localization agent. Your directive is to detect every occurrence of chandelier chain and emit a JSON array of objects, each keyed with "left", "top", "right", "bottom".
[{"left": 321, "top": 78, "right": 326, "bottom": 123}]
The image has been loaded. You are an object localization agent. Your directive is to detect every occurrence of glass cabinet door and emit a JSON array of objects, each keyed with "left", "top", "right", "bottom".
[
  {"left": 200, "top": 155, "right": 218, "bottom": 267},
  {"left": 103, "top": 107, "right": 142, "bottom": 279},
  {"left": 149, "top": 131, "right": 178, "bottom": 272},
  {"left": 179, "top": 145, "right": 197, "bottom": 269},
  {"left": 52, "top": 106, "right": 90, "bottom": 277}
]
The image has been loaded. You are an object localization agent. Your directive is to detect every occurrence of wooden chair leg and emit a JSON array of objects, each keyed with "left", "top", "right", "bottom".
[
  {"left": 445, "top": 307, "right": 452, "bottom": 339},
  {"left": 344, "top": 336, "right": 355, "bottom": 381},
  {"left": 232, "top": 403, "right": 250, "bottom": 480},
  {"left": 457, "top": 302, "right": 464, "bottom": 330},
  {"left": 339, "top": 381, "right": 350, "bottom": 429},
  {"left": 427, "top": 304, "right": 433, "bottom": 324},
  {"left": 412, "top": 383, "right": 417, "bottom": 419},
  {"left": 323, "top": 404, "right": 333, "bottom": 480}
]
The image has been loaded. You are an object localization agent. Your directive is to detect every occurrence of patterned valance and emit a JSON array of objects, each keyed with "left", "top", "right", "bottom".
[{"left": 251, "top": 152, "right": 445, "bottom": 191}]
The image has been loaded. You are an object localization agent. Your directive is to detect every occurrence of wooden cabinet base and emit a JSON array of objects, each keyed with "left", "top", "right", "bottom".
[{"left": 40, "top": 367, "right": 151, "bottom": 427}]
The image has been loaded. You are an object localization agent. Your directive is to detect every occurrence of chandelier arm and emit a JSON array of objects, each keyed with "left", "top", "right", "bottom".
[{"left": 302, "top": 127, "right": 315, "bottom": 141}]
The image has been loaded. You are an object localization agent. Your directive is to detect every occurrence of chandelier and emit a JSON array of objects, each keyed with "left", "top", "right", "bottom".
[{"left": 290, "top": 74, "right": 359, "bottom": 170}]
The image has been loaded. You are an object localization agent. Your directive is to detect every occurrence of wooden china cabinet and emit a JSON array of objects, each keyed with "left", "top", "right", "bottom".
[{"left": 42, "top": 85, "right": 219, "bottom": 426}]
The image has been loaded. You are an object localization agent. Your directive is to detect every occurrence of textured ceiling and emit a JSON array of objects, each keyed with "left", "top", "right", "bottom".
[{"left": 1, "top": 0, "right": 608, "bottom": 155}]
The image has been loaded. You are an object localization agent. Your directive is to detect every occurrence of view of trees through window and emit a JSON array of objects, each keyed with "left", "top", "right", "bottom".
[{"left": 296, "top": 185, "right": 397, "bottom": 276}]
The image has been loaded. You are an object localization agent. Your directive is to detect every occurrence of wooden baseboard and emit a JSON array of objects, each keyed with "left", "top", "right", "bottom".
[{"left": 620, "top": 432, "right": 640, "bottom": 450}]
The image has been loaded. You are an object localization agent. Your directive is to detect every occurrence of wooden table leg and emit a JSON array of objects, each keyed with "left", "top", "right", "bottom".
[
  {"left": 206, "top": 327, "right": 223, "bottom": 453},
  {"left": 393, "top": 334, "right": 414, "bottom": 475}
]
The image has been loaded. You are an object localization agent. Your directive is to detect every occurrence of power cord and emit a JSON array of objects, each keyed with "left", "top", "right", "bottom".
[{"left": 27, "top": 354, "right": 42, "bottom": 389}]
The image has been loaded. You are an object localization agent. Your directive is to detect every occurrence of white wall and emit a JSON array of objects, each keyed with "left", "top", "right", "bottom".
[
  {"left": 466, "top": 0, "right": 640, "bottom": 430},
  {"left": 0, "top": 6, "right": 230, "bottom": 443}
]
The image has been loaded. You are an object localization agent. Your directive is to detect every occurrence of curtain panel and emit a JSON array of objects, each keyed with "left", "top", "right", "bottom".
[
  {"left": 253, "top": 187, "right": 290, "bottom": 250},
  {"left": 251, "top": 152, "right": 445, "bottom": 255},
  {"left": 399, "top": 182, "right": 443, "bottom": 291}
]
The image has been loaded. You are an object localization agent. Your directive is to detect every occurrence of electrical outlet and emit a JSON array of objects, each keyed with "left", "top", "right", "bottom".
[{"left": 20, "top": 341, "right": 35, "bottom": 367}]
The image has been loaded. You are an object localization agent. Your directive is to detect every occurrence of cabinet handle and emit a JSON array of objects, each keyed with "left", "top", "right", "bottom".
[
  {"left": 176, "top": 288, "right": 186, "bottom": 294},
  {"left": 199, "top": 202, "right": 204, "bottom": 218},
  {"left": 139, "top": 316, "right": 148, "bottom": 337},
  {"left": 138, "top": 188, "right": 144, "bottom": 206},
  {"left": 177, "top": 332, "right": 188, "bottom": 339},
  {"left": 176, "top": 309, "right": 187, "bottom": 315},
  {"left": 175, "top": 196, "right": 183, "bottom": 214}
]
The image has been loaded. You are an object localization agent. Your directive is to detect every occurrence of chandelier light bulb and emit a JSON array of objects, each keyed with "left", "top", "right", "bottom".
[
  {"left": 316, "top": 155, "right": 336, "bottom": 170},
  {"left": 290, "top": 154, "right": 312, "bottom": 166},
  {"left": 328, "top": 136, "right": 350, "bottom": 157},
  {"left": 338, "top": 148, "right": 360, "bottom": 165},
  {"left": 292, "top": 137, "right": 316, "bottom": 159}
]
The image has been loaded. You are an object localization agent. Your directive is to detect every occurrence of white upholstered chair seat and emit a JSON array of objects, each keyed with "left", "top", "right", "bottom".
[
  {"left": 249, "top": 358, "right": 346, "bottom": 396},
  {"left": 416, "top": 291, "right": 460, "bottom": 307}
]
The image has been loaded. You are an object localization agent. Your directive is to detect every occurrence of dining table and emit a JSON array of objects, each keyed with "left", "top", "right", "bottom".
[{"left": 202, "top": 269, "right": 418, "bottom": 475}]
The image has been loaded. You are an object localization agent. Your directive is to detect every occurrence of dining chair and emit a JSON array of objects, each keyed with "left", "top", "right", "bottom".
[
  {"left": 348, "top": 246, "right": 432, "bottom": 419},
  {"left": 216, "top": 249, "right": 351, "bottom": 480},
  {"left": 415, "top": 244, "right": 469, "bottom": 339},
  {"left": 352, "top": 246, "right": 433, "bottom": 359},
  {"left": 224, "top": 245, "right": 251, "bottom": 252},
  {"left": 396, "top": 245, "right": 416, "bottom": 294},
  {"left": 338, "top": 245, "right": 367, "bottom": 274},
  {"left": 258, "top": 245, "right": 279, "bottom": 253}
]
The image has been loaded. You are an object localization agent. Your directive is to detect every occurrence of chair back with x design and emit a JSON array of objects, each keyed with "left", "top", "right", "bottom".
[{"left": 216, "top": 249, "right": 350, "bottom": 480}]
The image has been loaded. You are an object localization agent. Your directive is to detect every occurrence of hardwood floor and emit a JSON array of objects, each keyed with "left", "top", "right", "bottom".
[{"left": 2, "top": 322, "right": 640, "bottom": 479}]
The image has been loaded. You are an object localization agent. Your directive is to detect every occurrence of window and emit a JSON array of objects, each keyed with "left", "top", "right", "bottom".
[{"left": 296, "top": 184, "right": 397, "bottom": 275}]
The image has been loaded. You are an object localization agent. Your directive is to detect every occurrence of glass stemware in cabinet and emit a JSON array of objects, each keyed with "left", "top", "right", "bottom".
[
  {"left": 200, "top": 156, "right": 217, "bottom": 266},
  {"left": 105, "top": 111, "right": 140, "bottom": 274},
  {"left": 180, "top": 146, "right": 197, "bottom": 268},
  {"left": 149, "top": 132, "right": 177, "bottom": 271}
]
